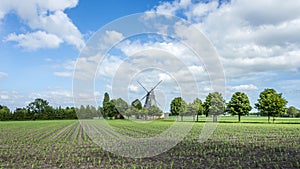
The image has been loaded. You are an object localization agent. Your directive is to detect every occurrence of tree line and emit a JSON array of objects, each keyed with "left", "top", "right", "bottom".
[
  {"left": 0, "top": 92, "right": 163, "bottom": 121},
  {"left": 170, "top": 88, "right": 299, "bottom": 123},
  {"left": 0, "top": 88, "right": 299, "bottom": 122}
]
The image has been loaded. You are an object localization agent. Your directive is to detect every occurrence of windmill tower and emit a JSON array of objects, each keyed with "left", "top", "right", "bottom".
[{"left": 137, "top": 80, "right": 162, "bottom": 109}]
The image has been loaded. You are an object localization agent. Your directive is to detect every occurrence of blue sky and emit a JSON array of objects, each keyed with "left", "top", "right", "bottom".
[{"left": 0, "top": 0, "right": 300, "bottom": 111}]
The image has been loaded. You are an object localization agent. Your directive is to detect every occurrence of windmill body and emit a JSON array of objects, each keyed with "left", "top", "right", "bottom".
[
  {"left": 144, "top": 90, "right": 156, "bottom": 108},
  {"left": 137, "top": 80, "right": 162, "bottom": 109}
]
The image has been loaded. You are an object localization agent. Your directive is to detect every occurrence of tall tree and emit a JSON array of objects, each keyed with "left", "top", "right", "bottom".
[
  {"left": 227, "top": 92, "right": 252, "bottom": 122},
  {"left": 102, "top": 92, "right": 110, "bottom": 118},
  {"left": 287, "top": 106, "right": 299, "bottom": 117},
  {"left": 170, "top": 97, "right": 187, "bottom": 121},
  {"left": 203, "top": 92, "right": 225, "bottom": 122},
  {"left": 0, "top": 106, "right": 11, "bottom": 121},
  {"left": 189, "top": 98, "right": 203, "bottom": 122},
  {"left": 104, "top": 100, "right": 118, "bottom": 119},
  {"left": 103, "top": 92, "right": 110, "bottom": 105},
  {"left": 255, "top": 88, "right": 287, "bottom": 123},
  {"left": 13, "top": 108, "right": 26, "bottom": 120},
  {"left": 115, "top": 98, "right": 129, "bottom": 116},
  {"left": 27, "top": 98, "right": 51, "bottom": 120}
]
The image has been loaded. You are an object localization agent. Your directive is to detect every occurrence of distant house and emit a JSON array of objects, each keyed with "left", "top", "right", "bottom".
[
  {"left": 161, "top": 112, "right": 169, "bottom": 119},
  {"left": 114, "top": 114, "right": 125, "bottom": 119}
]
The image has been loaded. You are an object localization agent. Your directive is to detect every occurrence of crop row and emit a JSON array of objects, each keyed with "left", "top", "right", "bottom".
[{"left": 0, "top": 120, "right": 299, "bottom": 168}]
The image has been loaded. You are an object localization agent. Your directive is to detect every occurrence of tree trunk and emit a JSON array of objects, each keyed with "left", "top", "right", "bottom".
[
  {"left": 181, "top": 115, "right": 183, "bottom": 121},
  {"left": 193, "top": 115, "right": 195, "bottom": 121},
  {"left": 273, "top": 116, "right": 275, "bottom": 123},
  {"left": 268, "top": 116, "right": 270, "bottom": 123},
  {"left": 196, "top": 114, "right": 199, "bottom": 122},
  {"left": 213, "top": 115, "right": 217, "bottom": 122},
  {"left": 238, "top": 115, "right": 241, "bottom": 122}
]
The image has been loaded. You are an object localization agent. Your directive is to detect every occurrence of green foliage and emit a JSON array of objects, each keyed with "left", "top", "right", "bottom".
[
  {"left": 76, "top": 105, "right": 98, "bottom": 119},
  {"left": 0, "top": 100, "right": 78, "bottom": 121},
  {"left": 104, "top": 100, "right": 118, "bottom": 119},
  {"left": 12, "top": 108, "right": 26, "bottom": 120},
  {"left": 170, "top": 97, "right": 187, "bottom": 116},
  {"left": 203, "top": 92, "right": 225, "bottom": 121},
  {"left": 102, "top": 92, "right": 110, "bottom": 118},
  {"left": 186, "top": 98, "right": 203, "bottom": 121},
  {"left": 124, "top": 106, "right": 138, "bottom": 119},
  {"left": 192, "top": 98, "right": 203, "bottom": 116},
  {"left": 0, "top": 106, "right": 12, "bottom": 121},
  {"left": 147, "top": 106, "right": 163, "bottom": 117},
  {"left": 27, "top": 98, "right": 51, "bottom": 120},
  {"left": 103, "top": 92, "right": 110, "bottom": 106},
  {"left": 227, "top": 92, "right": 252, "bottom": 122},
  {"left": 115, "top": 98, "right": 128, "bottom": 116},
  {"left": 255, "top": 88, "right": 288, "bottom": 123},
  {"left": 287, "top": 106, "right": 299, "bottom": 117}
]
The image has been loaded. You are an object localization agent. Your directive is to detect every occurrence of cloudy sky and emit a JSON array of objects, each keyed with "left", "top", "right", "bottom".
[{"left": 0, "top": 0, "right": 299, "bottom": 111}]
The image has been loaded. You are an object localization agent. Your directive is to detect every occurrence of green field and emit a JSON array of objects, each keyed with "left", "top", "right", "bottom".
[
  {"left": 0, "top": 118, "right": 299, "bottom": 168},
  {"left": 172, "top": 115, "right": 300, "bottom": 124}
]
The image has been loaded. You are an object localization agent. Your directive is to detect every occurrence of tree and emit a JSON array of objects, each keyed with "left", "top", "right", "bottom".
[
  {"left": 90, "top": 105, "right": 98, "bottom": 118},
  {"left": 77, "top": 105, "right": 86, "bottom": 119},
  {"left": 124, "top": 106, "right": 135, "bottom": 119},
  {"left": 27, "top": 98, "right": 51, "bottom": 120},
  {"left": 0, "top": 106, "right": 11, "bottom": 121},
  {"left": 115, "top": 98, "right": 129, "bottom": 116},
  {"left": 286, "top": 106, "right": 299, "bottom": 118},
  {"left": 102, "top": 92, "right": 110, "bottom": 118},
  {"left": 13, "top": 108, "right": 26, "bottom": 120},
  {"left": 103, "top": 92, "right": 110, "bottom": 105},
  {"left": 186, "top": 103, "right": 195, "bottom": 120},
  {"left": 65, "top": 107, "right": 77, "bottom": 119},
  {"left": 147, "top": 106, "right": 163, "bottom": 119},
  {"left": 141, "top": 108, "right": 149, "bottom": 120},
  {"left": 170, "top": 97, "right": 187, "bottom": 121},
  {"left": 97, "top": 106, "right": 103, "bottom": 119},
  {"left": 188, "top": 98, "right": 203, "bottom": 122},
  {"left": 255, "top": 88, "right": 287, "bottom": 123},
  {"left": 203, "top": 92, "right": 225, "bottom": 122},
  {"left": 227, "top": 92, "right": 252, "bottom": 122},
  {"left": 104, "top": 100, "right": 118, "bottom": 119},
  {"left": 131, "top": 99, "right": 142, "bottom": 110}
]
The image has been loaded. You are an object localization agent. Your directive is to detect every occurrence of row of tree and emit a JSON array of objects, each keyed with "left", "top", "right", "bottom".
[
  {"left": 170, "top": 88, "right": 297, "bottom": 123},
  {"left": 0, "top": 88, "right": 299, "bottom": 122},
  {"left": 0, "top": 99, "right": 77, "bottom": 121},
  {"left": 0, "top": 93, "right": 163, "bottom": 121},
  {"left": 101, "top": 92, "right": 163, "bottom": 119}
]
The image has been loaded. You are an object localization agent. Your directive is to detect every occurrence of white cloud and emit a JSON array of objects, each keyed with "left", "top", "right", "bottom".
[
  {"left": 0, "top": 95, "right": 9, "bottom": 100},
  {"left": 0, "top": 72, "right": 8, "bottom": 78},
  {"left": 28, "top": 90, "right": 74, "bottom": 107},
  {"left": 5, "top": 31, "right": 62, "bottom": 50},
  {"left": 158, "top": 73, "right": 172, "bottom": 82},
  {"left": 151, "top": 0, "right": 300, "bottom": 80},
  {"left": 188, "top": 65, "right": 205, "bottom": 76},
  {"left": 0, "top": 0, "right": 83, "bottom": 49},
  {"left": 53, "top": 71, "right": 73, "bottom": 77},
  {"left": 128, "top": 84, "right": 139, "bottom": 93},
  {"left": 228, "top": 84, "right": 258, "bottom": 91}
]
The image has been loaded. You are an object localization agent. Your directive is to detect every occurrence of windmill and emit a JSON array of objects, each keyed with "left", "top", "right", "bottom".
[{"left": 136, "top": 80, "right": 162, "bottom": 109}]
